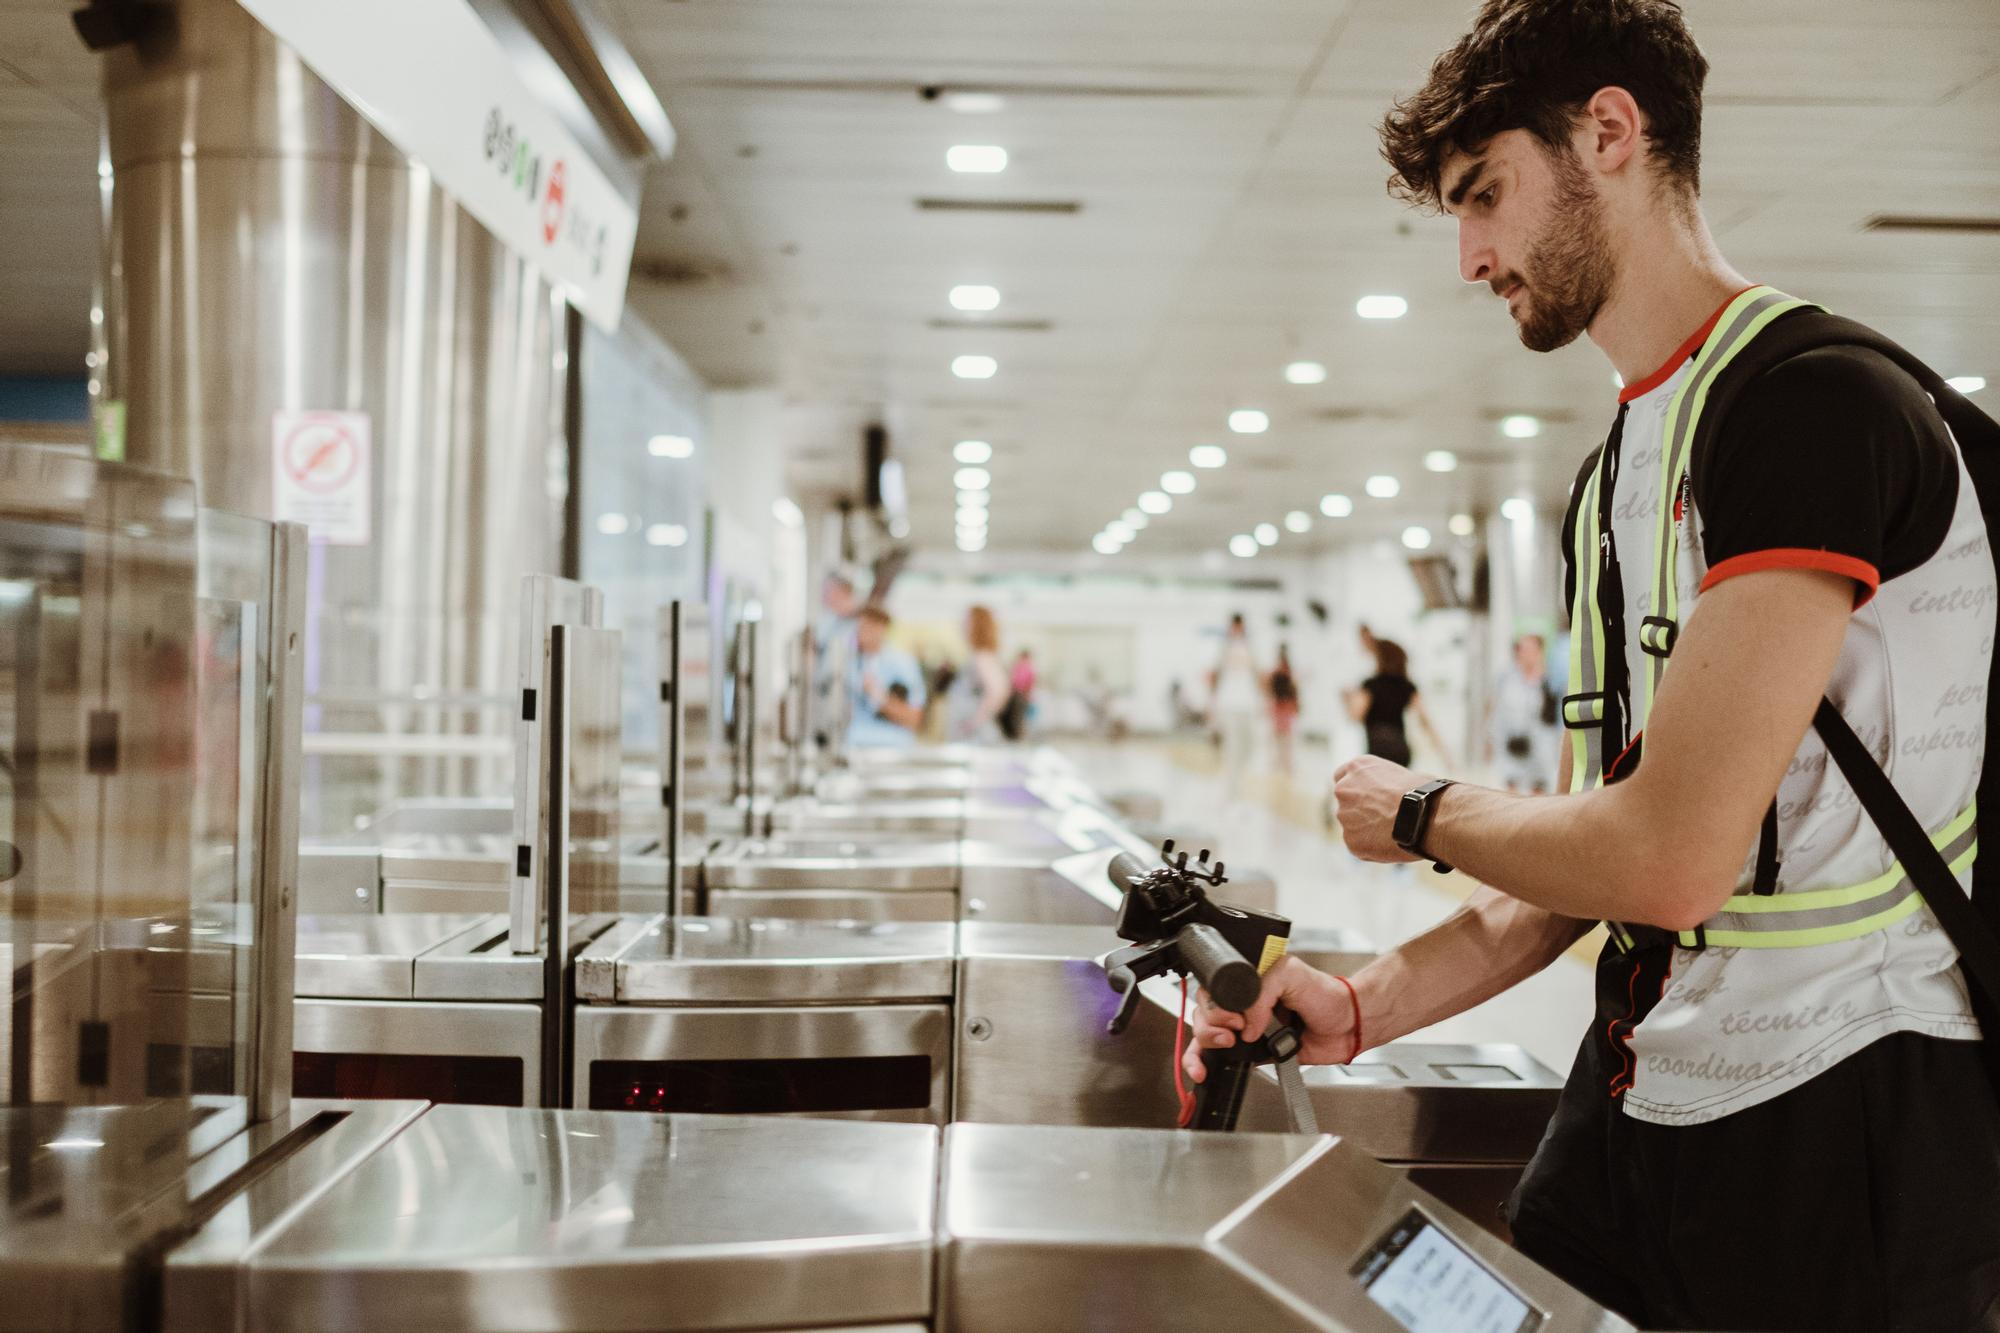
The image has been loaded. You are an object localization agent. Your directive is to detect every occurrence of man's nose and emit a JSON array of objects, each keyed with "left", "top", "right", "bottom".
[{"left": 1459, "top": 221, "right": 1495, "bottom": 286}]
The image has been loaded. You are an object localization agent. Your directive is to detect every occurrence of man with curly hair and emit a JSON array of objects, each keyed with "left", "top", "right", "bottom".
[{"left": 1188, "top": 3, "right": 2000, "bottom": 1327}]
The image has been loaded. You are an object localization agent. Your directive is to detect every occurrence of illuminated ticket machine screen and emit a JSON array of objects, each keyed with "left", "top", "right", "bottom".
[{"left": 1352, "top": 1208, "right": 1542, "bottom": 1333}]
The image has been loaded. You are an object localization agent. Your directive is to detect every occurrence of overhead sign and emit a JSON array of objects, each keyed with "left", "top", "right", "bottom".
[
  {"left": 236, "top": 0, "right": 638, "bottom": 330},
  {"left": 272, "top": 410, "right": 371, "bottom": 545}
]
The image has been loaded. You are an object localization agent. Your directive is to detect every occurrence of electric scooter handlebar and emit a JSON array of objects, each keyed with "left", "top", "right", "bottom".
[{"left": 1173, "top": 922, "right": 1262, "bottom": 1014}]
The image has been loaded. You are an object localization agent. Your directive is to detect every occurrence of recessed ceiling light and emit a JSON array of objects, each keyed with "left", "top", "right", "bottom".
[
  {"left": 1228, "top": 409, "right": 1269, "bottom": 434},
  {"left": 946, "top": 144, "right": 1008, "bottom": 173},
  {"left": 944, "top": 91, "right": 1004, "bottom": 114},
  {"left": 772, "top": 497, "right": 804, "bottom": 528},
  {"left": 1320, "top": 493, "right": 1354, "bottom": 518},
  {"left": 956, "top": 506, "right": 988, "bottom": 528},
  {"left": 954, "top": 466, "right": 991, "bottom": 490},
  {"left": 1366, "top": 474, "right": 1401, "bottom": 499},
  {"left": 1189, "top": 444, "right": 1228, "bottom": 469},
  {"left": 1229, "top": 534, "right": 1259, "bottom": 558},
  {"left": 1160, "top": 470, "right": 1195, "bottom": 494},
  {"left": 648, "top": 434, "right": 694, "bottom": 458},
  {"left": 645, "top": 523, "right": 689, "bottom": 547},
  {"left": 954, "top": 439, "right": 993, "bottom": 464},
  {"left": 596, "top": 512, "right": 631, "bottom": 535},
  {"left": 1284, "top": 360, "right": 1327, "bottom": 385},
  {"left": 949, "top": 284, "right": 1001, "bottom": 312},
  {"left": 1356, "top": 294, "right": 1408, "bottom": 320},
  {"left": 1402, "top": 525, "right": 1433, "bottom": 550},
  {"left": 1122, "top": 508, "right": 1148, "bottom": 529},
  {"left": 1107, "top": 520, "right": 1134, "bottom": 541},
  {"left": 1092, "top": 533, "right": 1122, "bottom": 555},
  {"left": 1137, "top": 491, "right": 1172, "bottom": 515},
  {"left": 1254, "top": 522, "right": 1279, "bottom": 546},
  {"left": 1948, "top": 375, "right": 1987, "bottom": 394},
  {"left": 1500, "top": 414, "right": 1542, "bottom": 438},
  {"left": 952, "top": 354, "right": 998, "bottom": 379},
  {"left": 1284, "top": 510, "right": 1312, "bottom": 533},
  {"left": 1500, "top": 497, "right": 1534, "bottom": 522},
  {"left": 957, "top": 488, "right": 989, "bottom": 508},
  {"left": 889, "top": 516, "right": 910, "bottom": 539},
  {"left": 957, "top": 521, "right": 988, "bottom": 541},
  {"left": 1448, "top": 513, "right": 1476, "bottom": 537},
  {"left": 959, "top": 534, "right": 988, "bottom": 552},
  {"left": 1423, "top": 450, "right": 1458, "bottom": 473}
]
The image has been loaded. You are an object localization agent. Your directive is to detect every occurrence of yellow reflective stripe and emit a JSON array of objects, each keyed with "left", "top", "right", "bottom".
[
  {"left": 1568, "top": 461, "right": 1604, "bottom": 795},
  {"left": 1713, "top": 804, "right": 1976, "bottom": 914},
  {"left": 1689, "top": 892, "right": 1926, "bottom": 950}
]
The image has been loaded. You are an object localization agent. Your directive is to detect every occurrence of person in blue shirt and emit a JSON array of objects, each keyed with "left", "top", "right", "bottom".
[{"left": 847, "top": 605, "right": 926, "bottom": 748}]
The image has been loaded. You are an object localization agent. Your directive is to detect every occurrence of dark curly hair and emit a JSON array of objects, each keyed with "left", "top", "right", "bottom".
[{"left": 1380, "top": 0, "right": 1709, "bottom": 211}]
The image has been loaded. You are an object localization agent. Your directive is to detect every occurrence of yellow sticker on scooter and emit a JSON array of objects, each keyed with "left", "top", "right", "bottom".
[{"left": 1257, "top": 934, "right": 1288, "bottom": 975}]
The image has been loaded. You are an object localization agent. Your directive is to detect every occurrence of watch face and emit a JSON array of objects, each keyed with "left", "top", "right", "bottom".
[{"left": 1393, "top": 790, "right": 1424, "bottom": 847}]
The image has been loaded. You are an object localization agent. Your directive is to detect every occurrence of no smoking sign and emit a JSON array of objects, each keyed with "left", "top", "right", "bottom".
[{"left": 272, "top": 409, "right": 371, "bottom": 545}]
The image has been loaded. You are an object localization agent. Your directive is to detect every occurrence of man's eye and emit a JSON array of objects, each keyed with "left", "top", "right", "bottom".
[{"left": 1477, "top": 186, "right": 1498, "bottom": 207}]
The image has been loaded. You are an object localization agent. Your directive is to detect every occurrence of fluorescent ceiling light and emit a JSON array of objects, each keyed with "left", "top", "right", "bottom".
[
  {"left": 1448, "top": 513, "right": 1476, "bottom": 537},
  {"left": 1402, "top": 526, "right": 1433, "bottom": 550},
  {"left": 957, "top": 488, "right": 989, "bottom": 508},
  {"left": 1500, "top": 414, "right": 1542, "bottom": 439},
  {"left": 1160, "top": 470, "right": 1195, "bottom": 494},
  {"left": 1122, "top": 508, "right": 1148, "bottom": 529},
  {"left": 771, "top": 497, "right": 803, "bottom": 528},
  {"left": 889, "top": 516, "right": 910, "bottom": 539},
  {"left": 944, "top": 91, "right": 1004, "bottom": 114},
  {"left": 1500, "top": 497, "right": 1534, "bottom": 522},
  {"left": 957, "top": 523, "right": 988, "bottom": 543},
  {"left": 645, "top": 523, "right": 689, "bottom": 547},
  {"left": 1229, "top": 534, "right": 1259, "bottom": 558},
  {"left": 952, "top": 354, "right": 998, "bottom": 379},
  {"left": 1254, "top": 522, "right": 1279, "bottom": 546},
  {"left": 954, "top": 466, "right": 991, "bottom": 491},
  {"left": 1093, "top": 533, "right": 1122, "bottom": 555},
  {"left": 1189, "top": 444, "right": 1228, "bottom": 469},
  {"left": 1365, "top": 474, "right": 1401, "bottom": 499},
  {"left": 1948, "top": 375, "right": 1987, "bottom": 394},
  {"left": 1320, "top": 493, "right": 1354, "bottom": 518},
  {"left": 1423, "top": 450, "right": 1458, "bottom": 473},
  {"left": 956, "top": 506, "right": 988, "bottom": 528},
  {"left": 949, "top": 284, "right": 1000, "bottom": 312},
  {"left": 953, "top": 439, "right": 993, "bottom": 464},
  {"left": 1284, "top": 510, "right": 1311, "bottom": 533},
  {"left": 1284, "top": 360, "right": 1327, "bottom": 385},
  {"left": 946, "top": 144, "right": 1008, "bottom": 173},
  {"left": 1356, "top": 294, "right": 1408, "bottom": 320},
  {"left": 1228, "top": 409, "right": 1269, "bottom": 434},
  {"left": 596, "top": 512, "right": 631, "bottom": 536},
  {"left": 959, "top": 536, "right": 987, "bottom": 552},
  {"left": 648, "top": 434, "right": 694, "bottom": 458},
  {"left": 1107, "top": 521, "right": 1134, "bottom": 541},
  {"left": 1137, "top": 491, "right": 1171, "bottom": 515}
]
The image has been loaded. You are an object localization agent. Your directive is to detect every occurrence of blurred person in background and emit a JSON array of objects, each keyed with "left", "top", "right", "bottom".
[
  {"left": 1210, "top": 614, "right": 1265, "bottom": 796},
  {"left": 812, "top": 567, "right": 863, "bottom": 746},
  {"left": 847, "top": 605, "right": 925, "bottom": 749},
  {"left": 1001, "top": 648, "right": 1037, "bottom": 739},
  {"left": 1486, "top": 631, "right": 1560, "bottom": 792},
  {"left": 1269, "top": 644, "right": 1302, "bottom": 777},
  {"left": 1346, "top": 634, "right": 1453, "bottom": 770},
  {"left": 946, "top": 605, "right": 1010, "bottom": 742}
]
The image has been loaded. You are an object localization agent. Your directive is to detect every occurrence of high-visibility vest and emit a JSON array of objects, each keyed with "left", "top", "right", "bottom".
[{"left": 1563, "top": 285, "right": 1979, "bottom": 954}]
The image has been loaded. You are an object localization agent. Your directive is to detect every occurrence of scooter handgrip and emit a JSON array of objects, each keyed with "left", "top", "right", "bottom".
[
  {"left": 1106, "top": 852, "right": 1150, "bottom": 894},
  {"left": 1176, "top": 922, "right": 1261, "bottom": 1014}
]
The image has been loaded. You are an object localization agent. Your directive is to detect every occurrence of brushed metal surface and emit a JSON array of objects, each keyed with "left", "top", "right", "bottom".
[
  {"left": 939, "top": 1122, "right": 1633, "bottom": 1332},
  {"left": 223, "top": 1107, "right": 937, "bottom": 1332},
  {"left": 292, "top": 999, "right": 543, "bottom": 1105},
  {"left": 572, "top": 1004, "right": 952, "bottom": 1125},
  {"left": 702, "top": 840, "right": 961, "bottom": 892},
  {"left": 412, "top": 912, "right": 622, "bottom": 1001},
  {"left": 293, "top": 914, "right": 490, "bottom": 999},
  {"left": 705, "top": 886, "right": 959, "bottom": 923},
  {"left": 586, "top": 916, "right": 958, "bottom": 1004}
]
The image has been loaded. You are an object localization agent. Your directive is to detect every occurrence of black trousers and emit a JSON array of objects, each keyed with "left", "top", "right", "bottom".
[{"left": 1508, "top": 1002, "right": 2000, "bottom": 1330}]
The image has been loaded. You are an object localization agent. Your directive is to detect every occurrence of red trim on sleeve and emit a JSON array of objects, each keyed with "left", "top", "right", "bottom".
[
  {"left": 1618, "top": 285, "right": 1760, "bottom": 403},
  {"left": 1698, "top": 548, "right": 1881, "bottom": 607}
]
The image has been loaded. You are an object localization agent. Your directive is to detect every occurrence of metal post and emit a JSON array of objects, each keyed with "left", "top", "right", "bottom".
[
  {"left": 742, "top": 619, "right": 758, "bottom": 839},
  {"left": 662, "top": 601, "right": 683, "bottom": 938},
  {"left": 248, "top": 522, "right": 305, "bottom": 1124},
  {"left": 538, "top": 625, "right": 572, "bottom": 1108}
]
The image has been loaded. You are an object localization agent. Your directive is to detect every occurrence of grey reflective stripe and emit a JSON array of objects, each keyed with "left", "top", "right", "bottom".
[
  {"left": 1564, "top": 696, "right": 1606, "bottom": 726},
  {"left": 1639, "top": 288, "right": 1809, "bottom": 718},
  {"left": 1680, "top": 807, "right": 1977, "bottom": 949}
]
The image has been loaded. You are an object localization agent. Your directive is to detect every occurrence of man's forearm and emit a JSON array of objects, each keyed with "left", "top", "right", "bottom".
[{"left": 1351, "top": 885, "right": 1592, "bottom": 1050}]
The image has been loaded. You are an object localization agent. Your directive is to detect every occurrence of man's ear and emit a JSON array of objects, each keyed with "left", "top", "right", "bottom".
[{"left": 1579, "top": 86, "right": 1644, "bottom": 176}]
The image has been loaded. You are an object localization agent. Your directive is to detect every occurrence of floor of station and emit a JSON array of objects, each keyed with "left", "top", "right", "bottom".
[{"left": 1063, "top": 735, "right": 1597, "bottom": 1076}]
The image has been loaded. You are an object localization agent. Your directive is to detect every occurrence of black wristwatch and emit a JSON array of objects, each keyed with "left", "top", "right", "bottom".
[{"left": 1391, "top": 778, "right": 1456, "bottom": 873}]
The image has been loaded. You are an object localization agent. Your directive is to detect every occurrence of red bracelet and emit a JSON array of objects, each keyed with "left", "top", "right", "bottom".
[{"left": 1333, "top": 974, "right": 1363, "bottom": 1064}]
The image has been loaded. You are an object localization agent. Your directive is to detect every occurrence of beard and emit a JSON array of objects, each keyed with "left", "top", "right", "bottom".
[{"left": 1510, "top": 151, "right": 1616, "bottom": 353}]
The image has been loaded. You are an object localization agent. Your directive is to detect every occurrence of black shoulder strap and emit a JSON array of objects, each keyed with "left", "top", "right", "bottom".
[{"left": 1695, "top": 311, "right": 2000, "bottom": 1063}]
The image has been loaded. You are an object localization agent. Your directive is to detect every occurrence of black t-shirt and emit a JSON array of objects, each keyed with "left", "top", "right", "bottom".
[
  {"left": 1362, "top": 673, "right": 1416, "bottom": 730},
  {"left": 1561, "top": 341, "right": 1959, "bottom": 611}
]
